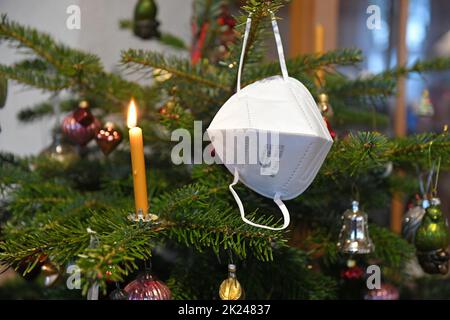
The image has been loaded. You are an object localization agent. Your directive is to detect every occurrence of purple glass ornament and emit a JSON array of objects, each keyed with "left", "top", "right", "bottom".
[
  {"left": 62, "top": 113, "right": 100, "bottom": 146},
  {"left": 124, "top": 272, "right": 171, "bottom": 300},
  {"left": 364, "top": 283, "right": 399, "bottom": 300}
]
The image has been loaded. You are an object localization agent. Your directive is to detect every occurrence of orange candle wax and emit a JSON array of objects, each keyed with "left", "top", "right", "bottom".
[{"left": 127, "top": 99, "right": 148, "bottom": 217}]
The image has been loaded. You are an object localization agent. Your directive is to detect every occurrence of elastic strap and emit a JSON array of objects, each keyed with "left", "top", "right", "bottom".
[
  {"left": 229, "top": 168, "right": 290, "bottom": 230},
  {"left": 237, "top": 11, "right": 289, "bottom": 92}
]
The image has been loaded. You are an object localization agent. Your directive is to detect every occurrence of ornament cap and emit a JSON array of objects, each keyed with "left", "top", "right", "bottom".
[
  {"left": 318, "top": 92, "right": 329, "bottom": 102},
  {"left": 422, "top": 199, "right": 430, "bottom": 209},
  {"left": 104, "top": 121, "right": 115, "bottom": 129},
  {"left": 317, "top": 92, "right": 333, "bottom": 116},
  {"left": 228, "top": 264, "right": 236, "bottom": 272},
  {"left": 79, "top": 100, "right": 89, "bottom": 109},
  {"left": 352, "top": 201, "right": 359, "bottom": 213},
  {"left": 430, "top": 197, "right": 441, "bottom": 206},
  {"left": 347, "top": 259, "right": 356, "bottom": 268}
]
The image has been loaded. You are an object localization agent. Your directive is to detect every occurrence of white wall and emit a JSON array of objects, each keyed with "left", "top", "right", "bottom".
[{"left": 0, "top": 0, "right": 192, "bottom": 155}]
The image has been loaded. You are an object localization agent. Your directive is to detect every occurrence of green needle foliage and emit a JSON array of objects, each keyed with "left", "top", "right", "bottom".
[{"left": 1, "top": 0, "right": 450, "bottom": 299}]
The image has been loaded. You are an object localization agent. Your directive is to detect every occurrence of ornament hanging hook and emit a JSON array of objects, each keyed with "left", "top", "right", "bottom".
[
  {"left": 351, "top": 182, "right": 360, "bottom": 203},
  {"left": 227, "top": 248, "right": 234, "bottom": 265},
  {"left": 415, "top": 164, "right": 425, "bottom": 197},
  {"left": 432, "top": 156, "right": 441, "bottom": 197},
  {"left": 144, "top": 259, "right": 152, "bottom": 273}
]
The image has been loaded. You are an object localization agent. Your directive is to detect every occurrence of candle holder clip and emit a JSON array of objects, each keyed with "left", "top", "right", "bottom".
[{"left": 127, "top": 208, "right": 159, "bottom": 224}]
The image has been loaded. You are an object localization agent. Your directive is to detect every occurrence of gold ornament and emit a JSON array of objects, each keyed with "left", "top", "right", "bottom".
[
  {"left": 41, "top": 260, "right": 61, "bottom": 287},
  {"left": 317, "top": 93, "right": 334, "bottom": 117},
  {"left": 39, "top": 133, "right": 79, "bottom": 167},
  {"left": 219, "top": 264, "right": 244, "bottom": 300}
]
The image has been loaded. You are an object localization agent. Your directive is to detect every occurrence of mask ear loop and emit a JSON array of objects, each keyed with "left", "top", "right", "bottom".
[
  {"left": 236, "top": 14, "right": 252, "bottom": 93},
  {"left": 269, "top": 10, "right": 289, "bottom": 82},
  {"left": 229, "top": 168, "right": 290, "bottom": 230},
  {"left": 236, "top": 11, "right": 289, "bottom": 93}
]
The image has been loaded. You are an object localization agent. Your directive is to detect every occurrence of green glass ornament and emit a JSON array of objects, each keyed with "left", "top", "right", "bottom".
[
  {"left": 133, "top": 0, "right": 160, "bottom": 39},
  {"left": 415, "top": 198, "right": 450, "bottom": 274},
  {"left": 0, "top": 76, "right": 8, "bottom": 109}
]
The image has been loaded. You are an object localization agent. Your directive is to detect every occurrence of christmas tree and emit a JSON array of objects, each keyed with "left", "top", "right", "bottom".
[{"left": 1, "top": 0, "right": 450, "bottom": 300}]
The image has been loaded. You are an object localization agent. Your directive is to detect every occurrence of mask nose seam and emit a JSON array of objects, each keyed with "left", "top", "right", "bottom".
[{"left": 281, "top": 141, "right": 313, "bottom": 193}]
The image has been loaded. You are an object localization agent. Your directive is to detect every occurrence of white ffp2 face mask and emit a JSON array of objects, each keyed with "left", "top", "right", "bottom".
[{"left": 207, "top": 13, "right": 333, "bottom": 231}]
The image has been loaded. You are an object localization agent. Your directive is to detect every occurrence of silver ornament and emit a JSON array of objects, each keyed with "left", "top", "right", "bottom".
[{"left": 402, "top": 200, "right": 429, "bottom": 244}]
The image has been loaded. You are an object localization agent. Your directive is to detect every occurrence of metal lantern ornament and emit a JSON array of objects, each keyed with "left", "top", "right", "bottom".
[
  {"left": 133, "top": 0, "right": 160, "bottom": 40},
  {"left": 337, "top": 201, "right": 374, "bottom": 254},
  {"left": 402, "top": 196, "right": 428, "bottom": 244},
  {"left": 219, "top": 264, "right": 244, "bottom": 300},
  {"left": 415, "top": 197, "right": 450, "bottom": 275},
  {"left": 124, "top": 271, "right": 171, "bottom": 300}
]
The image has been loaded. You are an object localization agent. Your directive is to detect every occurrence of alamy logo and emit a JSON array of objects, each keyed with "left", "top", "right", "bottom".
[
  {"left": 66, "top": 5, "right": 81, "bottom": 30},
  {"left": 170, "top": 121, "right": 281, "bottom": 175},
  {"left": 66, "top": 264, "right": 81, "bottom": 290},
  {"left": 366, "top": 5, "right": 382, "bottom": 30},
  {"left": 366, "top": 265, "right": 381, "bottom": 289}
]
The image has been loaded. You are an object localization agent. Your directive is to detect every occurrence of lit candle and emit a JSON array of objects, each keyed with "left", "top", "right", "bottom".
[{"left": 127, "top": 98, "right": 148, "bottom": 218}]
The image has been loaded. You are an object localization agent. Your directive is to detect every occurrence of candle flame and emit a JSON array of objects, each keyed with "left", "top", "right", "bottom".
[{"left": 127, "top": 99, "right": 137, "bottom": 128}]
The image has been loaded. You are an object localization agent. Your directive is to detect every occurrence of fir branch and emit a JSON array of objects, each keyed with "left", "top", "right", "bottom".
[
  {"left": 0, "top": 15, "right": 148, "bottom": 107},
  {"left": 244, "top": 49, "right": 363, "bottom": 85},
  {"left": 322, "top": 132, "right": 450, "bottom": 178},
  {"left": 0, "top": 63, "right": 70, "bottom": 91},
  {"left": 154, "top": 183, "right": 286, "bottom": 261},
  {"left": 17, "top": 101, "right": 53, "bottom": 122},
  {"left": 327, "top": 75, "right": 396, "bottom": 99},
  {"left": 118, "top": 19, "right": 187, "bottom": 50},
  {"left": 383, "top": 56, "right": 450, "bottom": 78},
  {"left": 368, "top": 224, "right": 415, "bottom": 269},
  {"left": 121, "top": 50, "right": 232, "bottom": 92},
  {"left": 0, "top": 14, "right": 103, "bottom": 77}
]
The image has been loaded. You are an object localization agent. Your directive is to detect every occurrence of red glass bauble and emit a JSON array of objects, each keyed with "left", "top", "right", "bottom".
[
  {"left": 341, "top": 266, "right": 364, "bottom": 280},
  {"left": 124, "top": 272, "right": 172, "bottom": 300},
  {"left": 62, "top": 113, "right": 101, "bottom": 146},
  {"left": 323, "top": 117, "right": 336, "bottom": 140},
  {"left": 73, "top": 101, "right": 95, "bottom": 127},
  {"left": 95, "top": 122, "right": 122, "bottom": 156}
]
